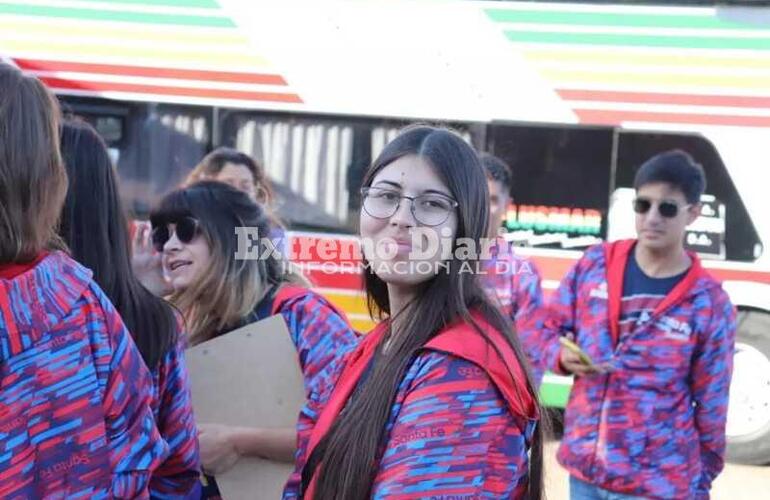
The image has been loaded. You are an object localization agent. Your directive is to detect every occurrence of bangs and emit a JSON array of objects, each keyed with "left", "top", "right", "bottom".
[{"left": 150, "top": 189, "right": 194, "bottom": 227}]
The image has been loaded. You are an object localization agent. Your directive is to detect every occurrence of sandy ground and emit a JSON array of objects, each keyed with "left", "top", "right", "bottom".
[{"left": 544, "top": 441, "right": 770, "bottom": 499}]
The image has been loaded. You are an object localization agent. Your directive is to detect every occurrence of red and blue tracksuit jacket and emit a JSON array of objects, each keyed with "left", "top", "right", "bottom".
[
  {"left": 480, "top": 237, "right": 546, "bottom": 386},
  {"left": 148, "top": 337, "right": 201, "bottom": 499},
  {"left": 540, "top": 239, "right": 737, "bottom": 499},
  {"left": 286, "top": 312, "right": 538, "bottom": 499},
  {"left": 0, "top": 252, "right": 168, "bottom": 498},
  {"left": 272, "top": 285, "right": 359, "bottom": 398}
]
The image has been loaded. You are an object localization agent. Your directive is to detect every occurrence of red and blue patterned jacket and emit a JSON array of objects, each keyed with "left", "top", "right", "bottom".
[
  {"left": 540, "top": 240, "right": 736, "bottom": 499},
  {"left": 0, "top": 252, "right": 168, "bottom": 498},
  {"left": 286, "top": 313, "right": 538, "bottom": 499},
  {"left": 148, "top": 338, "right": 201, "bottom": 499},
  {"left": 480, "top": 237, "right": 545, "bottom": 386}
]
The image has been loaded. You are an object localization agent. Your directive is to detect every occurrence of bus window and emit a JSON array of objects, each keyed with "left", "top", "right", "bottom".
[
  {"left": 615, "top": 131, "right": 762, "bottom": 262},
  {"left": 224, "top": 113, "right": 363, "bottom": 232},
  {"left": 486, "top": 123, "right": 614, "bottom": 250}
]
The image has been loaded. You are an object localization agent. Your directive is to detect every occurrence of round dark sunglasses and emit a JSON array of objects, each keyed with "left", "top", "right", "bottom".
[
  {"left": 632, "top": 198, "right": 691, "bottom": 219},
  {"left": 151, "top": 217, "right": 200, "bottom": 252}
]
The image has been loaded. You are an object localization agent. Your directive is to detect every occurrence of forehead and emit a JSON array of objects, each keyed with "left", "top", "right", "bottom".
[
  {"left": 636, "top": 182, "right": 688, "bottom": 202},
  {"left": 218, "top": 162, "right": 254, "bottom": 180},
  {"left": 371, "top": 155, "right": 450, "bottom": 194}
]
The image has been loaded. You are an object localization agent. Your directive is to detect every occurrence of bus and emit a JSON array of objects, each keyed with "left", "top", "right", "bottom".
[{"left": 3, "top": 0, "right": 769, "bottom": 464}]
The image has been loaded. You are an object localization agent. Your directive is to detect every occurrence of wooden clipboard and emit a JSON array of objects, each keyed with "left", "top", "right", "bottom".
[{"left": 185, "top": 314, "right": 306, "bottom": 499}]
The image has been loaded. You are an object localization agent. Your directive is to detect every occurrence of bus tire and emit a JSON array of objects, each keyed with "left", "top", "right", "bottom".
[{"left": 725, "top": 309, "right": 770, "bottom": 465}]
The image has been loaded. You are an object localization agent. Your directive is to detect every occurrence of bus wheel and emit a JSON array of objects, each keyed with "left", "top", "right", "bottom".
[{"left": 726, "top": 309, "right": 770, "bottom": 465}]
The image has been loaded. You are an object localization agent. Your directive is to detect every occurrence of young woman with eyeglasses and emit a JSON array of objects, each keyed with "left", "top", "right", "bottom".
[
  {"left": 148, "top": 180, "right": 358, "bottom": 499},
  {"left": 285, "top": 125, "right": 544, "bottom": 500},
  {"left": 59, "top": 119, "right": 201, "bottom": 498}
]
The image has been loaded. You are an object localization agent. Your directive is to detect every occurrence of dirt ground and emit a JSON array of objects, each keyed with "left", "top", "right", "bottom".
[{"left": 544, "top": 441, "right": 770, "bottom": 499}]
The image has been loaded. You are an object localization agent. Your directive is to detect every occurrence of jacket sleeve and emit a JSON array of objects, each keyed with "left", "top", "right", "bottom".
[
  {"left": 149, "top": 341, "right": 201, "bottom": 499},
  {"left": 281, "top": 294, "right": 359, "bottom": 397},
  {"left": 539, "top": 252, "right": 589, "bottom": 375},
  {"left": 691, "top": 291, "right": 737, "bottom": 495},
  {"left": 512, "top": 258, "right": 546, "bottom": 386},
  {"left": 97, "top": 295, "right": 169, "bottom": 498},
  {"left": 371, "top": 354, "right": 531, "bottom": 499}
]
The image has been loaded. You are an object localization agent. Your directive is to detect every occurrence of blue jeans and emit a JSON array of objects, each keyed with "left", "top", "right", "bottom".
[{"left": 569, "top": 476, "right": 647, "bottom": 500}]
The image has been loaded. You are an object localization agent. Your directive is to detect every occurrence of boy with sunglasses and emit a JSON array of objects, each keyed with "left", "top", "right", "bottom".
[{"left": 541, "top": 150, "right": 736, "bottom": 499}]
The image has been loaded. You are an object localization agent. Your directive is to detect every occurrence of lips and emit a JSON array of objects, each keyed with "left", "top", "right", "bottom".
[{"left": 168, "top": 260, "right": 192, "bottom": 272}]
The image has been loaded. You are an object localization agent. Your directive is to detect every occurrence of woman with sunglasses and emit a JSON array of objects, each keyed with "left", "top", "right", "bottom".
[
  {"left": 287, "top": 126, "right": 543, "bottom": 500},
  {"left": 538, "top": 150, "right": 736, "bottom": 499},
  {"left": 149, "top": 181, "right": 358, "bottom": 499},
  {"left": 0, "top": 63, "right": 166, "bottom": 498},
  {"left": 59, "top": 119, "right": 201, "bottom": 498}
]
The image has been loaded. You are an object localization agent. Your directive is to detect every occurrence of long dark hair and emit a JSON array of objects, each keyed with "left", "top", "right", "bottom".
[
  {"left": 0, "top": 63, "right": 68, "bottom": 263},
  {"left": 59, "top": 119, "right": 177, "bottom": 367},
  {"left": 304, "top": 125, "right": 544, "bottom": 499},
  {"left": 151, "top": 181, "right": 297, "bottom": 344}
]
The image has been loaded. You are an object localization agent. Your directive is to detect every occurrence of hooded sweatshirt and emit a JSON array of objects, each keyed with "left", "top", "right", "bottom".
[
  {"left": 540, "top": 240, "right": 736, "bottom": 499},
  {"left": 0, "top": 252, "right": 168, "bottom": 499}
]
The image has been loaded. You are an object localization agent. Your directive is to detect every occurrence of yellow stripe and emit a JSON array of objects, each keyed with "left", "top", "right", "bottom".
[
  {"left": 523, "top": 47, "right": 770, "bottom": 71},
  {"left": 540, "top": 67, "right": 770, "bottom": 89},
  {"left": 0, "top": 17, "right": 249, "bottom": 46},
  {"left": 351, "top": 318, "right": 377, "bottom": 334},
  {"left": 2, "top": 39, "right": 268, "bottom": 68}
]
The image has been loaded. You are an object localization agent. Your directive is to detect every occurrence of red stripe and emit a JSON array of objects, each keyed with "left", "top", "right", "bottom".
[
  {"left": 559, "top": 89, "right": 770, "bottom": 109},
  {"left": 305, "top": 269, "right": 364, "bottom": 290},
  {"left": 706, "top": 267, "right": 770, "bottom": 285},
  {"left": 15, "top": 58, "right": 288, "bottom": 86},
  {"left": 0, "top": 288, "right": 21, "bottom": 354},
  {"left": 574, "top": 109, "right": 770, "bottom": 128},
  {"left": 40, "top": 76, "right": 303, "bottom": 104}
]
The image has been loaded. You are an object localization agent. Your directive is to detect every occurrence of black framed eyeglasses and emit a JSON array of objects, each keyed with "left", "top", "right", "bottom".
[
  {"left": 361, "top": 186, "right": 458, "bottom": 226},
  {"left": 632, "top": 197, "right": 691, "bottom": 219},
  {"left": 151, "top": 216, "right": 201, "bottom": 252}
]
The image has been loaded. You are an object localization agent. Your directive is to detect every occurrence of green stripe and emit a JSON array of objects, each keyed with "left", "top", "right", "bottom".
[
  {"left": 505, "top": 30, "right": 770, "bottom": 50},
  {"left": 539, "top": 378, "right": 570, "bottom": 409},
  {"left": 74, "top": 0, "right": 220, "bottom": 8},
  {"left": 0, "top": 2, "right": 234, "bottom": 27},
  {"left": 487, "top": 8, "right": 761, "bottom": 31}
]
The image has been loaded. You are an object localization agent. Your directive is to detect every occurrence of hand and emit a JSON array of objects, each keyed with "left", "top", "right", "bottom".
[
  {"left": 198, "top": 423, "right": 240, "bottom": 475},
  {"left": 131, "top": 221, "right": 172, "bottom": 297},
  {"left": 559, "top": 347, "right": 605, "bottom": 377}
]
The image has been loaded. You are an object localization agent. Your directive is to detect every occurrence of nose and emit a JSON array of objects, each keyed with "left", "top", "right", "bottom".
[
  {"left": 163, "top": 230, "right": 182, "bottom": 253},
  {"left": 644, "top": 203, "right": 665, "bottom": 225},
  {"left": 389, "top": 198, "right": 417, "bottom": 228}
]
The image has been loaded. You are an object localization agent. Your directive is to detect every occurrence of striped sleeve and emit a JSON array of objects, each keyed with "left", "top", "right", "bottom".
[
  {"left": 149, "top": 341, "right": 201, "bottom": 499},
  {"left": 96, "top": 291, "right": 169, "bottom": 498},
  {"left": 280, "top": 294, "right": 358, "bottom": 396}
]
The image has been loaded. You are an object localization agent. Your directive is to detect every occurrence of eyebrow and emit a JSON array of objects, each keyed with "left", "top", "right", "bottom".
[{"left": 372, "top": 181, "right": 453, "bottom": 198}]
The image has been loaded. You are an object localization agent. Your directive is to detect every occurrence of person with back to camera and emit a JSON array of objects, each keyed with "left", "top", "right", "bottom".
[
  {"left": 0, "top": 62, "right": 167, "bottom": 499},
  {"left": 286, "top": 125, "right": 544, "bottom": 500},
  {"left": 148, "top": 181, "right": 358, "bottom": 499},
  {"left": 478, "top": 152, "right": 547, "bottom": 387},
  {"left": 539, "top": 150, "right": 737, "bottom": 499},
  {"left": 59, "top": 118, "right": 201, "bottom": 498}
]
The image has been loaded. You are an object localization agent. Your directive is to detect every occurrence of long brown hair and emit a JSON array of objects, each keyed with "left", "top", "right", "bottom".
[
  {"left": 304, "top": 126, "right": 545, "bottom": 499},
  {"left": 0, "top": 63, "right": 68, "bottom": 263},
  {"left": 151, "top": 181, "right": 300, "bottom": 344}
]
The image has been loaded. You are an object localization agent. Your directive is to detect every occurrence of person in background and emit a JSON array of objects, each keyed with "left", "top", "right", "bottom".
[
  {"left": 539, "top": 150, "right": 736, "bottom": 499},
  {"left": 185, "top": 147, "right": 287, "bottom": 256},
  {"left": 289, "top": 126, "right": 543, "bottom": 500},
  {"left": 148, "top": 181, "right": 358, "bottom": 499},
  {"left": 59, "top": 119, "right": 201, "bottom": 498},
  {"left": 133, "top": 147, "right": 288, "bottom": 295},
  {"left": 479, "top": 152, "right": 546, "bottom": 386},
  {"left": 0, "top": 62, "right": 167, "bottom": 498}
]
